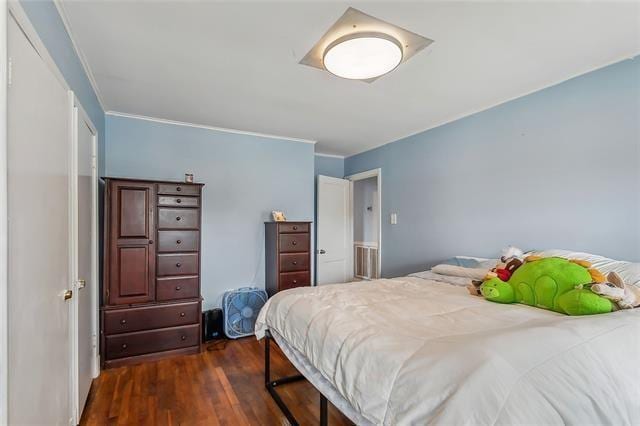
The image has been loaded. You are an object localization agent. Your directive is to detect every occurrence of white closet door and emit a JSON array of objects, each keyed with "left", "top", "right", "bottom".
[{"left": 8, "top": 14, "right": 73, "bottom": 425}]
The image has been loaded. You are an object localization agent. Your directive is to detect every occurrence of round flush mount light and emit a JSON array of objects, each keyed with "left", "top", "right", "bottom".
[{"left": 323, "top": 32, "right": 403, "bottom": 80}]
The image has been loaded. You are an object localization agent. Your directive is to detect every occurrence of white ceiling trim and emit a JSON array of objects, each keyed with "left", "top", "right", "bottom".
[
  {"left": 314, "top": 153, "right": 345, "bottom": 159},
  {"left": 356, "top": 54, "right": 639, "bottom": 159},
  {"left": 106, "top": 111, "right": 317, "bottom": 145},
  {"left": 52, "top": 0, "right": 107, "bottom": 112}
]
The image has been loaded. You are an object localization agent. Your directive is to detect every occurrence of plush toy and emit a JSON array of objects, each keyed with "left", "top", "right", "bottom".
[
  {"left": 486, "top": 246, "right": 525, "bottom": 282},
  {"left": 479, "top": 257, "right": 613, "bottom": 315},
  {"left": 591, "top": 272, "right": 640, "bottom": 310}
]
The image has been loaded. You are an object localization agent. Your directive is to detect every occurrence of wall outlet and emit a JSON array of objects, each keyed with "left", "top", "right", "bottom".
[{"left": 390, "top": 213, "right": 398, "bottom": 225}]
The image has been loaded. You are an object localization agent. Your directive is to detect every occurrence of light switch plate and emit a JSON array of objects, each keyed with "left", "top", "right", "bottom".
[{"left": 390, "top": 213, "right": 398, "bottom": 225}]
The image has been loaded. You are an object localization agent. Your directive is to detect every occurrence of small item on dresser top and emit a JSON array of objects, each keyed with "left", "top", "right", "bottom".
[
  {"left": 185, "top": 173, "right": 194, "bottom": 183},
  {"left": 272, "top": 210, "right": 287, "bottom": 222}
]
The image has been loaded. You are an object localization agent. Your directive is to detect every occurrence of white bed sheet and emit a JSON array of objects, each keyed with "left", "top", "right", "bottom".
[{"left": 256, "top": 277, "right": 640, "bottom": 425}]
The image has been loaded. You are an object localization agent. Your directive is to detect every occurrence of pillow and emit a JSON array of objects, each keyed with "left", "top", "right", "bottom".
[
  {"left": 409, "top": 270, "right": 472, "bottom": 287},
  {"left": 532, "top": 249, "right": 640, "bottom": 287},
  {"left": 431, "top": 264, "right": 489, "bottom": 280},
  {"left": 443, "top": 256, "right": 497, "bottom": 269}
]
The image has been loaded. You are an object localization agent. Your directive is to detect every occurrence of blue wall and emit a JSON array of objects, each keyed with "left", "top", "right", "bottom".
[
  {"left": 314, "top": 154, "right": 344, "bottom": 178},
  {"left": 20, "top": 0, "right": 105, "bottom": 173},
  {"left": 345, "top": 59, "right": 640, "bottom": 277},
  {"left": 106, "top": 115, "right": 315, "bottom": 308}
]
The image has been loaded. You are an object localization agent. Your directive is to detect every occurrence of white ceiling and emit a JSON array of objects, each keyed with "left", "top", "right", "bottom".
[{"left": 60, "top": 1, "right": 640, "bottom": 156}]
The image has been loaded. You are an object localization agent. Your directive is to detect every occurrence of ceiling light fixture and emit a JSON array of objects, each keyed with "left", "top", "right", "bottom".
[
  {"left": 323, "top": 32, "right": 403, "bottom": 80},
  {"left": 300, "top": 7, "right": 433, "bottom": 82}
]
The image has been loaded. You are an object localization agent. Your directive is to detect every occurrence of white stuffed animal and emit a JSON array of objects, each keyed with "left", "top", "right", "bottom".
[
  {"left": 591, "top": 272, "right": 640, "bottom": 310},
  {"left": 500, "top": 246, "right": 524, "bottom": 263}
]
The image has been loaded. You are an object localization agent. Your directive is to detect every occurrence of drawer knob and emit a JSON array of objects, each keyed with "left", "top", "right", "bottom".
[
  {"left": 293, "top": 280, "right": 298, "bottom": 284},
  {"left": 121, "top": 344, "right": 127, "bottom": 349},
  {"left": 176, "top": 263, "right": 182, "bottom": 268},
  {"left": 120, "top": 319, "right": 127, "bottom": 325},
  {"left": 176, "top": 239, "right": 182, "bottom": 244},
  {"left": 176, "top": 187, "right": 182, "bottom": 192},
  {"left": 180, "top": 312, "right": 185, "bottom": 317},
  {"left": 181, "top": 335, "right": 187, "bottom": 341},
  {"left": 176, "top": 286, "right": 182, "bottom": 291},
  {"left": 292, "top": 241, "right": 297, "bottom": 246},
  {"left": 149, "top": 240, "right": 153, "bottom": 244},
  {"left": 176, "top": 198, "right": 182, "bottom": 204},
  {"left": 292, "top": 261, "right": 297, "bottom": 265},
  {"left": 176, "top": 216, "right": 182, "bottom": 221},
  {"left": 293, "top": 226, "right": 298, "bottom": 230}
]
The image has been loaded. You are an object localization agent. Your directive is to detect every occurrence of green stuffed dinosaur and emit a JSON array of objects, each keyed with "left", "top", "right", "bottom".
[{"left": 480, "top": 257, "right": 613, "bottom": 315}]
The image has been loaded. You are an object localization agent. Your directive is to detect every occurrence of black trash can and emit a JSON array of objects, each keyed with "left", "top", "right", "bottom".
[{"left": 202, "top": 308, "right": 224, "bottom": 342}]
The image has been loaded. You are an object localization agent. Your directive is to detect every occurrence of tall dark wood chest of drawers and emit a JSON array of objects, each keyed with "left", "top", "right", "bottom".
[
  {"left": 265, "top": 222, "right": 312, "bottom": 296},
  {"left": 101, "top": 178, "right": 204, "bottom": 368}
]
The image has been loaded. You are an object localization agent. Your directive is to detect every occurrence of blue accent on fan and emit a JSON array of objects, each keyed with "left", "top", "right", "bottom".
[{"left": 222, "top": 287, "right": 268, "bottom": 339}]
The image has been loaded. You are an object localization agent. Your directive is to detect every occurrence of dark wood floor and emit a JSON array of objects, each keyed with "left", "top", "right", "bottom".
[{"left": 81, "top": 338, "right": 353, "bottom": 425}]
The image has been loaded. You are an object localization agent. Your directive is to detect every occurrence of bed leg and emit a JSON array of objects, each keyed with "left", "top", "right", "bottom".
[
  {"left": 320, "top": 393, "right": 328, "bottom": 426},
  {"left": 264, "top": 330, "right": 306, "bottom": 425},
  {"left": 265, "top": 331, "right": 271, "bottom": 387}
]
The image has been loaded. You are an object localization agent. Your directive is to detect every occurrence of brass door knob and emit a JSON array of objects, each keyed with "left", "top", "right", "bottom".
[{"left": 63, "top": 290, "right": 73, "bottom": 301}]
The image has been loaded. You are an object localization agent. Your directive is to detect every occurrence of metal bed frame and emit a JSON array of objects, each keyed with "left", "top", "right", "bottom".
[{"left": 264, "top": 330, "right": 328, "bottom": 426}]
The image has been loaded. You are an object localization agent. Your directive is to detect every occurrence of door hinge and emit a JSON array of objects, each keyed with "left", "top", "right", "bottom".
[{"left": 8, "top": 57, "right": 12, "bottom": 87}]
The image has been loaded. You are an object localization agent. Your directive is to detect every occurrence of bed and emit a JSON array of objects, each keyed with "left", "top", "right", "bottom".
[{"left": 255, "top": 275, "right": 640, "bottom": 425}]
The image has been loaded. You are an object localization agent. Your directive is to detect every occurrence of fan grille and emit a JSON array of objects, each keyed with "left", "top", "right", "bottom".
[{"left": 223, "top": 287, "right": 267, "bottom": 339}]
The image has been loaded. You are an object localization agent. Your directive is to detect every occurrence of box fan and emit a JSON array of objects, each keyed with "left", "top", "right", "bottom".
[{"left": 222, "top": 287, "right": 268, "bottom": 339}]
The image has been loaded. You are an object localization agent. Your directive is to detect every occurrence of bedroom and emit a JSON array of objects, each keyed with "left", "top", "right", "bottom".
[{"left": 1, "top": 0, "right": 638, "bottom": 424}]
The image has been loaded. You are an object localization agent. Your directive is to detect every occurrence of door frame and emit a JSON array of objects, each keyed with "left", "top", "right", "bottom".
[
  {"left": 0, "top": 1, "right": 8, "bottom": 424},
  {"left": 70, "top": 96, "right": 99, "bottom": 424},
  {"left": 344, "top": 168, "right": 382, "bottom": 279}
]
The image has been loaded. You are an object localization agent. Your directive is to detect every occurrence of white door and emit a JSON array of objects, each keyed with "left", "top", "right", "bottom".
[
  {"left": 8, "top": 14, "right": 73, "bottom": 425},
  {"left": 72, "top": 108, "right": 98, "bottom": 422},
  {"left": 317, "top": 175, "right": 351, "bottom": 284}
]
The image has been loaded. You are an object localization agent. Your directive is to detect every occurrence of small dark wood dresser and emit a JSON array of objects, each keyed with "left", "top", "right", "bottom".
[
  {"left": 265, "top": 221, "right": 312, "bottom": 296},
  {"left": 101, "top": 178, "right": 204, "bottom": 368}
]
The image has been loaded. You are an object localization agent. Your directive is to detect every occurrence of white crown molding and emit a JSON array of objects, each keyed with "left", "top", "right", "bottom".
[
  {"left": 52, "top": 0, "right": 107, "bottom": 112},
  {"left": 314, "top": 152, "right": 345, "bottom": 159},
  {"left": 106, "top": 111, "right": 318, "bottom": 144},
  {"left": 346, "top": 54, "right": 639, "bottom": 160}
]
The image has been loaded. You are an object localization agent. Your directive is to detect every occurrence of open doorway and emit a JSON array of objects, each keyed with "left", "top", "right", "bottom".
[{"left": 347, "top": 169, "right": 381, "bottom": 280}]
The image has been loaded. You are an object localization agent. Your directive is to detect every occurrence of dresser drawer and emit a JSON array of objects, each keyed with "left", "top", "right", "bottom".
[
  {"left": 157, "top": 183, "right": 201, "bottom": 196},
  {"left": 105, "top": 324, "right": 199, "bottom": 360},
  {"left": 158, "top": 230, "right": 199, "bottom": 252},
  {"left": 278, "top": 223, "right": 309, "bottom": 233},
  {"left": 158, "top": 195, "right": 200, "bottom": 208},
  {"left": 279, "top": 233, "right": 309, "bottom": 253},
  {"left": 103, "top": 301, "right": 199, "bottom": 335},
  {"left": 279, "top": 253, "right": 309, "bottom": 272},
  {"left": 279, "top": 271, "right": 310, "bottom": 290},
  {"left": 157, "top": 276, "right": 199, "bottom": 301},
  {"left": 157, "top": 253, "right": 199, "bottom": 276},
  {"left": 158, "top": 208, "right": 199, "bottom": 229}
]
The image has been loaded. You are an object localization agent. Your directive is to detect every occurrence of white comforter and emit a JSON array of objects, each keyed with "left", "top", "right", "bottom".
[{"left": 255, "top": 277, "right": 640, "bottom": 425}]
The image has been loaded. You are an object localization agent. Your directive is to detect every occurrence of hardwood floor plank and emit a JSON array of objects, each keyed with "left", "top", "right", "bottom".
[{"left": 81, "top": 338, "right": 352, "bottom": 425}]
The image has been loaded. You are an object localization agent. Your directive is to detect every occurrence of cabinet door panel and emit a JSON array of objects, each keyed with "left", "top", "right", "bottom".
[
  {"left": 118, "top": 247, "right": 150, "bottom": 297},
  {"left": 107, "top": 180, "right": 156, "bottom": 305},
  {"left": 118, "top": 188, "right": 150, "bottom": 238}
]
